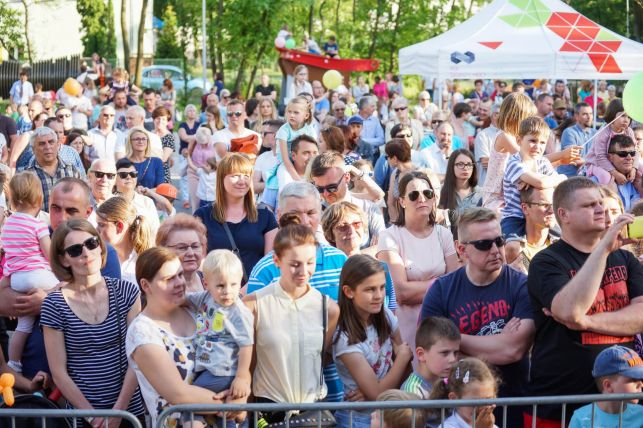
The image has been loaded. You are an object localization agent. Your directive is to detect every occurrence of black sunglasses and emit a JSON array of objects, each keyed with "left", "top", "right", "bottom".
[
  {"left": 462, "top": 236, "right": 506, "bottom": 251},
  {"left": 117, "top": 171, "right": 138, "bottom": 179},
  {"left": 406, "top": 189, "right": 434, "bottom": 202},
  {"left": 394, "top": 106, "right": 408, "bottom": 112},
  {"left": 92, "top": 171, "right": 116, "bottom": 179},
  {"left": 315, "top": 175, "right": 345, "bottom": 194},
  {"left": 609, "top": 150, "right": 637, "bottom": 158},
  {"left": 227, "top": 111, "right": 243, "bottom": 117},
  {"left": 64, "top": 236, "right": 101, "bottom": 258}
]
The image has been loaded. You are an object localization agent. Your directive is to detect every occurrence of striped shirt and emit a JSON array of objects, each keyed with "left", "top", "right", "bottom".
[
  {"left": 502, "top": 154, "right": 555, "bottom": 219},
  {"left": 401, "top": 370, "right": 432, "bottom": 399},
  {"left": 1, "top": 212, "right": 50, "bottom": 275},
  {"left": 40, "top": 277, "right": 145, "bottom": 415}
]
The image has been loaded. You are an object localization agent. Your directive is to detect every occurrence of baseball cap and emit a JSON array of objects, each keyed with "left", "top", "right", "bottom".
[
  {"left": 347, "top": 115, "right": 363, "bottom": 126},
  {"left": 592, "top": 345, "right": 643, "bottom": 379},
  {"left": 156, "top": 183, "right": 177, "bottom": 200},
  {"left": 553, "top": 99, "right": 567, "bottom": 110}
]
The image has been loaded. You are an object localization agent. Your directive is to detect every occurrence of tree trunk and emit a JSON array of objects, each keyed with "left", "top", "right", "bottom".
[
  {"left": 368, "top": 0, "right": 384, "bottom": 58},
  {"left": 233, "top": 57, "right": 247, "bottom": 93},
  {"left": 120, "top": 0, "right": 130, "bottom": 71},
  {"left": 215, "top": 0, "right": 224, "bottom": 80},
  {"left": 388, "top": 0, "right": 403, "bottom": 72},
  {"left": 334, "top": 0, "right": 341, "bottom": 35},
  {"left": 318, "top": 0, "right": 326, "bottom": 36},
  {"left": 245, "top": 41, "right": 269, "bottom": 99},
  {"left": 20, "top": 0, "right": 32, "bottom": 63},
  {"left": 208, "top": 10, "right": 217, "bottom": 77},
  {"left": 133, "top": 0, "right": 148, "bottom": 86},
  {"left": 308, "top": 4, "right": 314, "bottom": 36}
]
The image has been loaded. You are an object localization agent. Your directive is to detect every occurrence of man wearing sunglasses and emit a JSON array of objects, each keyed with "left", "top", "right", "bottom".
[
  {"left": 525, "top": 177, "right": 643, "bottom": 426},
  {"left": 88, "top": 158, "right": 117, "bottom": 209},
  {"left": 592, "top": 135, "right": 642, "bottom": 212},
  {"left": 310, "top": 151, "right": 385, "bottom": 249},
  {"left": 0, "top": 177, "right": 121, "bottom": 381},
  {"left": 421, "top": 207, "right": 535, "bottom": 427},
  {"left": 212, "top": 99, "right": 261, "bottom": 157},
  {"left": 331, "top": 100, "right": 347, "bottom": 126}
]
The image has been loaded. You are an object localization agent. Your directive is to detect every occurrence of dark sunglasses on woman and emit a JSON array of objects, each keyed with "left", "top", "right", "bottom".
[
  {"left": 406, "top": 189, "right": 434, "bottom": 202},
  {"left": 64, "top": 236, "right": 101, "bottom": 258},
  {"left": 118, "top": 171, "right": 138, "bottom": 179}
]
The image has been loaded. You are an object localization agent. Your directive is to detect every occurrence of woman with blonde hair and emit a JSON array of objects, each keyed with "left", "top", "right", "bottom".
[
  {"left": 96, "top": 196, "right": 154, "bottom": 284},
  {"left": 125, "top": 126, "right": 165, "bottom": 189},
  {"left": 201, "top": 105, "right": 225, "bottom": 133},
  {"left": 481, "top": 93, "right": 536, "bottom": 210},
  {"left": 252, "top": 98, "right": 278, "bottom": 132},
  {"left": 194, "top": 153, "right": 278, "bottom": 281}
]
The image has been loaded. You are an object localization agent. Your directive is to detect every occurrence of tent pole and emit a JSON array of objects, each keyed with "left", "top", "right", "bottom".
[
  {"left": 436, "top": 80, "right": 443, "bottom": 111},
  {"left": 593, "top": 79, "right": 598, "bottom": 130}
]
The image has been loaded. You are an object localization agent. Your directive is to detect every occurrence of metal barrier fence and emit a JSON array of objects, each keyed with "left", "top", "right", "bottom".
[
  {"left": 0, "top": 55, "right": 81, "bottom": 100},
  {"left": 0, "top": 408, "right": 143, "bottom": 428},
  {"left": 157, "top": 393, "right": 643, "bottom": 428}
]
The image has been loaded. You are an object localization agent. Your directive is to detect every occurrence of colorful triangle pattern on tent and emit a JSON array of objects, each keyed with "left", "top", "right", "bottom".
[
  {"left": 479, "top": 41, "right": 504, "bottom": 50},
  {"left": 499, "top": 1, "right": 623, "bottom": 73}
]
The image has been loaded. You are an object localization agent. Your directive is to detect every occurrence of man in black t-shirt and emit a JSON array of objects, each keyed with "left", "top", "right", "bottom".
[
  {"left": 527, "top": 177, "right": 643, "bottom": 426},
  {"left": 254, "top": 74, "right": 277, "bottom": 101}
]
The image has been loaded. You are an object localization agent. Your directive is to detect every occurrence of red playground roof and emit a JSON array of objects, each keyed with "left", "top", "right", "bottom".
[{"left": 276, "top": 48, "right": 380, "bottom": 73}]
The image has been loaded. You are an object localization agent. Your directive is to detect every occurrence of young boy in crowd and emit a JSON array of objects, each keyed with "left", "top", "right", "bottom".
[
  {"left": 185, "top": 250, "right": 254, "bottom": 427},
  {"left": 501, "top": 116, "right": 566, "bottom": 239},
  {"left": 401, "top": 317, "right": 461, "bottom": 399},
  {"left": 569, "top": 345, "right": 643, "bottom": 427}
]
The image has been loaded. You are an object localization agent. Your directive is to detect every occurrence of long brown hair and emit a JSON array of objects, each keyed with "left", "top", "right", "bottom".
[
  {"left": 212, "top": 153, "right": 257, "bottom": 224},
  {"left": 335, "top": 254, "right": 390, "bottom": 346},
  {"left": 393, "top": 170, "right": 436, "bottom": 227},
  {"left": 439, "top": 148, "right": 478, "bottom": 210}
]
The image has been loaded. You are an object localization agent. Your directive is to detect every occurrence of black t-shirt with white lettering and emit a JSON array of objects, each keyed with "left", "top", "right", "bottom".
[{"left": 527, "top": 239, "right": 643, "bottom": 420}]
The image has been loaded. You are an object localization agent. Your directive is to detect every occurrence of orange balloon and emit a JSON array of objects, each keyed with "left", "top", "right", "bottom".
[
  {"left": 0, "top": 373, "right": 14, "bottom": 407},
  {"left": 63, "top": 78, "right": 82, "bottom": 97}
]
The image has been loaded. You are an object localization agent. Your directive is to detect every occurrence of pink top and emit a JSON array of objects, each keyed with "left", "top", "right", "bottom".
[
  {"left": 1, "top": 212, "right": 50, "bottom": 275},
  {"left": 585, "top": 126, "right": 637, "bottom": 172},
  {"left": 373, "top": 82, "right": 388, "bottom": 99},
  {"left": 482, "top": 134, "right": 511, "bottom": 209},
  {"left": 191, "top": 142, "right": 217, "bottom": 168}
]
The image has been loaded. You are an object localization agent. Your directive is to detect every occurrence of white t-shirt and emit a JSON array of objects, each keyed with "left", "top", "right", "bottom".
[
  {"left": 114, "top": 130, "right": 163, "bottom": 159},
  {"left": 87, "top": 128, "right": 121, "bottom": 162},
  {"left": 212, "top": 127, "right": 261, "bottom": 159},
  {"left": 254, "top": 151, "right": 279, "bottom": 186},
  {"left": 421, "top": 144, "right": 450, "bottom": 175},
  {"left": 196, "top": 168, "right": 216, "bottom": 202}
]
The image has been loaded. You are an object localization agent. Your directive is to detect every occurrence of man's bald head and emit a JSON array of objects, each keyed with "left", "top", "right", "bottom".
[{"left": 49, "top": 178, "right": 93, "bottom": 230}]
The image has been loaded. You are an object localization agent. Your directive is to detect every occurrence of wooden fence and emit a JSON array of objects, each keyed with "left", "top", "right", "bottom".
[{"left": 0, "top": 55, "right": 81, "bottom": 100}]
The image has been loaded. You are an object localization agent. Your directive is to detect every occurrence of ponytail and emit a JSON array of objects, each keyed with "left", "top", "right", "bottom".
[{"left": 129, "top": 214, "right": 153, "bottom": 255}]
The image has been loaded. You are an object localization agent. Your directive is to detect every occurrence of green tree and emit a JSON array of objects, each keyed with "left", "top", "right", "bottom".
[
  {"left": 0, "top": 1, "right": 24, "bottom": 59},
  {"left": 156, "top": 5, "right": 183, "bottom": 58},
  {"left": 77, "top": 0, "right": 116, "bottom": 59}
]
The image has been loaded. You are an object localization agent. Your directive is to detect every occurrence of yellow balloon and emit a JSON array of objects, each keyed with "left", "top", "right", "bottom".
[
  {"left": 63, "top": 78, "right": 82, "bottom": 97},
  {"left": 322, "top": 70, "right": 342, "bottom": 90}
]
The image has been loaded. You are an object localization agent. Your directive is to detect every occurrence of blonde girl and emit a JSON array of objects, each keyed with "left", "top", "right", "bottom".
[
  {"left": 253, "top": 98, "right": 278, "bottom": 132},
  {"left": 2, "top": 172, "right": 59, "bottom": 372},
  {"left": 285, "top": 65, "right": 313, "bottom": 104},
  {"left": 275, "top": 96, "right": 316, "bottom": 181},
  {"left": 429, "top": 358, "right": 499, "bottom": 428},
  {"left": 481, "top": 93, "right": 536, "bottom": 211}
]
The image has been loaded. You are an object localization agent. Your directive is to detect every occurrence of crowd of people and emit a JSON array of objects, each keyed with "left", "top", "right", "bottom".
[{"left": 0, "top": 62, "right": 641, "bottom": 428}]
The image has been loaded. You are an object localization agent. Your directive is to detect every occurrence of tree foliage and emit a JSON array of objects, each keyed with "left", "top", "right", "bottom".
[
  {"left": 77, "top": 0, "right": 117, "bottom": 59},
  {"left": 0, "top": 0, "right": 24, "bottom": 59},
  {"left": 156, "top": 5, "right": 182, "bottom": 59}
]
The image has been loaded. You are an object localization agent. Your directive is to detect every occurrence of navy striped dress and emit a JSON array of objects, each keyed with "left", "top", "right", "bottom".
[{"left": 40, "top": 277, "right": 145, "bottom": 415}]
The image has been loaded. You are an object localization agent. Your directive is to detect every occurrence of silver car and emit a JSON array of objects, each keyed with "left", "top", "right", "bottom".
[{"left": 141, "top": 65, "right": 212, "bottom": 95}]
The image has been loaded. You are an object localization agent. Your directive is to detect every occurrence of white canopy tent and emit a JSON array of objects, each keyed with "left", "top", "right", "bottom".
[{"left": 399, "top": 0, "right": 643, "bottom": 82}]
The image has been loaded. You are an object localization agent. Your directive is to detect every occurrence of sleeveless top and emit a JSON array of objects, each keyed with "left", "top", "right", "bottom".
[
  {"left": 253, "top": 281, "right": 327, "bottom": 404},
  {"left": 482, "top": 134, "right": 511, "bottom": 211}
]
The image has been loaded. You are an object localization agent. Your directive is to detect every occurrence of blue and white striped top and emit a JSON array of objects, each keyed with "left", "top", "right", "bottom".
[
  {"left": 40, "top": 277, "right": 145, "bottom": 415},
  {"left": 502, "top": 153, "right": 555, "bottom": 219}
]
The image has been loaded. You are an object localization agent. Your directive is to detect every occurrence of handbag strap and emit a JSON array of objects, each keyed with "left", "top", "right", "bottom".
[{"left": 221, "top": 221, "right": 248, "bottom": 284}]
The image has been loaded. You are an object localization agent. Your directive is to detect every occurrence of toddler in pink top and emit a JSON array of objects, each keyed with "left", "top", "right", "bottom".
[{"left": 1, "top": 172, "right": 59, "bottom": 372}]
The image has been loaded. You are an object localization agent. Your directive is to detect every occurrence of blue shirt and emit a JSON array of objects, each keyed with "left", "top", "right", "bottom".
[
  {"left": 590, "top": 176, "right": 641, "bottom": 212},
  {"left": 132, "top": 156, "right": 165, "bottom": 189},
  {"left": 419, "top": 133, "right": 466, "bottom": 151},
  {"left": 359, "top": 114, "right": 384, "bottom": 148},
  {"left": 558, "top": 124, "right": 596, "bottom": 177},
  {"left": 315, "top": 98, "right": 330, "bottom": 114},
  {"left": 194, "top": 204, "right": 278, "bottom": 277},
  {"left": 569, "top": 402, "right": 643, "bottom": 428},
  {"left": 420, "top": 265, "right": 533, "bottom": 396}
]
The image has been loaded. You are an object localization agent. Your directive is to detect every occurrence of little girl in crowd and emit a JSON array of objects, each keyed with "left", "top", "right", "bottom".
[
  {"left": 332, "top": 254, "right": 413, "bottom": 428},
  {"left": 185, "top": 250, "right": 253, "bottom": 428},
  {"left": 430, "top": 358, "right": 499, "bottom": 428},
  {"left": 276, "top": 95, "right": 317, "bottom": 181},
  {"left": 1, "top": 172, "right": 59, "bottom": 373}
]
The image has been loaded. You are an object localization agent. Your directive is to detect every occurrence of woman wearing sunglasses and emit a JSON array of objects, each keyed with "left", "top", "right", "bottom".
[
  {"left": 113, "top": 158, "right": 160, "bottom": 234},
  {"left": 42, "top": 219, "right": 145, "bottom": 427},
  {"left": 439, "top": 148, "right": 483, "bottom": 237},
  {"left": 125, "top": 126, "right": 165, "bottom": 190},
  {"left": 96, "top": 196, "right": 154, "bottom": 285},
  {"left": 384, "top": 97, "right": 424, "bottom": 149},
  {"left": 377, "top": 170, "right": 460, "bottom": 354}
]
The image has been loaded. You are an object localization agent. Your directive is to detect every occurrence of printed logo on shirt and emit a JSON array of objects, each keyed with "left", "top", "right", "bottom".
[
  {"left": 568, "top": 266, "right": 633, "bottom": 345},
  {"left": 450, "top": 300, "right": 511, "bottom": 335}
]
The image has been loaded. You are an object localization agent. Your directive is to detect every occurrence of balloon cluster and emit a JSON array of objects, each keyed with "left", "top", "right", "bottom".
[
  {"left": 623, "top": 71, "right": 643, "bottom": 123},
  {"left": 275, "top": 37, "right": 296, "bottom": 49}
]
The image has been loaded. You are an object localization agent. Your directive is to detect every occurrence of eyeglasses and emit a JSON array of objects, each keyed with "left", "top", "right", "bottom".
[
  {"left": 131, "top": 137, "right": 148, "bottom": 142},
  {"left": 335, "top": 221, "right": 363, "bottom": 233},
  {"left": 462, "top": 236, "right": 506, "bottom": 251},
  {"left": 262, "top": 131, "right": 275, "bottom": 137},
  {"left": 102, "top": 114, "right": 115, "bottom": 118},
  {"left": 455, "top": 162, "right": 474, "bottom": 170},
  {"left": 609, "top": 150, "right": 637, "bottom": 158},
  {"left": 394, "top": 106, "right": 408, "bottom": 112},
  {"left": 117, "top": 171, "right": 138, "bottom": 179},
  {"left": 315, "top": 175, "right": 345, "bottom": 194},
  {"left": 57, "top": 114, "right": 72, "bottom": 118},
  {"left": 432, "top": 120, "right": 444, "bottom": 125},
  {"left": 405, "top": 189, "right": 434, "bottom": 201},
  {"left": 526, "top": 201, "right": 553, "bottom": 210},
  {"left": 92, "top": 171, "right": 116, "bottom": 179},
  {"left": 167, "top": 243, "right": 202, "bottom": 253},
  {"left": 227, "top": 111, "right": 242, "bottom": 117},
  {"left": 420, "top": 98, "right": 430, "bottom": 101},
  {"left": 64, "top": 236, "right": 101, "bottom": 258},
  {"left": 334, "top": 108, "right": 344, "bottom": 112},
  {"left": 396, "top": 133, "right": 412, "bottom": 139},
  {"left": 222, "top": 96, "right": 230, "bottom": 99}
]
